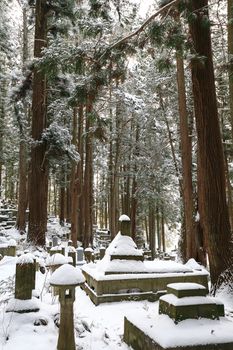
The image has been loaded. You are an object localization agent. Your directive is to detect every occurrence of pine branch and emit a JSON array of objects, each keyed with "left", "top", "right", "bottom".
[{"left": 99, "top": 0, "right": 180, "bottom": 61}]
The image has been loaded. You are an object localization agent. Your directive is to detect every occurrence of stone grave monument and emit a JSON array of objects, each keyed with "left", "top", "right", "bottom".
[
  {"left": 82, "top": 215, "right": 208, "bottom": 305},
  {"left": 7, "top": 253, "right": 39, "bottom": 313}
]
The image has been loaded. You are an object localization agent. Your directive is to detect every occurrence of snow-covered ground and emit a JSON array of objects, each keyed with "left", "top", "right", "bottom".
[{"left": 0, "top": 225, "right": 233, "bottom": 350}]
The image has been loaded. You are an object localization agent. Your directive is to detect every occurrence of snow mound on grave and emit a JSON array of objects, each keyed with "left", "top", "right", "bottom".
[
  {"left": 8, "top": 239, "right": 17, "bottom": 247},
  {"left": 6, "top": 297, "right": 40, "bottom": 312},
  {"left": 107, "top": 232, "right": 143, "bottom": 256},
  {"left": 95, "top": 233, "right": 144, "bottom": 273},
  {"left": 46, "top": 253, "right": 68, "bottom": 266},
  {"left": 119, "top": 214, "right": 130, "bottom": 221},
  {"left": 17, "top": 253, "right": 35, "bottom": 264},
  {"left": 67, "top": 246, "right": 76, "bottom": 253},
  {"left": 185, "top": 258, "right": 206, "bottom": 271},
  {"left": 50, "top": 263, "right": 85, "bottom": 285}
]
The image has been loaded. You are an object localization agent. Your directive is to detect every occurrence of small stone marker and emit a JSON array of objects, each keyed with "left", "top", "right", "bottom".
[
  {"left": 119, "top": 214, "right": 131, "bottom": 236},
  {"left": 15, "top": 253, "right": 36, "bottom": 300},
  {"left": 99, "top": 247, "right": 106, "bottom": 260},
  {"left": 67, "top": 246, "right": 76, "bottom": 266},
  {"left": 7, "top": 253, "right": 39, "bottom": 313},
  {"left": 84, "top": 247, "right": 93, "bottom": 263},
  {"left": 52, "top": 236, "right": 58, "bottom": 247},
  {"left": 50, "top": 264, "right": 85, "bottom": 350}
]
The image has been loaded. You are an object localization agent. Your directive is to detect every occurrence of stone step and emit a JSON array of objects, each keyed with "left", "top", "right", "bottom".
[
  {"left": 159, "top": 294, "right": 224, "bottom": 322},
  {"left": 167, "top": 282, "right": 207, "bottom": 298}
]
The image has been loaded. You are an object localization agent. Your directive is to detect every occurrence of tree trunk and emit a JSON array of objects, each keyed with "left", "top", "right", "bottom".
[
  {"left": 16, "top": 138, "right": 28, "bottom": 233},
  {"left": 83, "top": 98, "right": 94, "bottom": 247},
  {"left": 228, "top": 0, "right": 233, "bottom": 143},
  {"left": 189, "top": 0, "right": 233, "bottom": 289},
  {"left": 28, "top": 0, "right": 48, "bottom": 246},
  {"left": 149, "top": 203, "right": 156, "bottom": 260},
  {"left": 176, "top": 49, "right": 195, "bottom": 260}
]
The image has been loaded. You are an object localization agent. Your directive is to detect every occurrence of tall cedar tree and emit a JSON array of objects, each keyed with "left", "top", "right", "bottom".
[
  {"left": 188, "top": 0, "right": 233, "bottom": 289},
  {"left": 28, "top": 0, "right": 48, "bottom": 246}
]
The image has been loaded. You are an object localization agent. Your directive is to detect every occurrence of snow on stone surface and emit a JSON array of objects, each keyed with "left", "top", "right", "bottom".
[
  {"left": 185, "top": 258, "right": 205, "bottom": 270},
  {"left": 160, "top": 294, "right": 217, "bottom": 306},
  {"left": 167, "top": 282, "right": 206, "bottom": 290},
  {"left": 17, "top": 253, "right": 35, "bottom": 264},
  {"left": 89, "top": 245, "right": 195, "bottom": 276},
  {"left": 6, "top": 298, "right": 40, "bottom": 312},
  {"left": 104, "top": 260, "right": 147, "bottom": 273},
  {"left": 111, "top": 235, "right": 143, "bottom": 256},
  {"left": 119, "top": 214, "right": 130, "bottom": 221},
  {"left": 67, "top": 246, "right": 76, "bottom": 253},
  {"left": 84, "top": 247, "right": 93, "bottom": 252},
  {"left": 126, "top": 311, "right": 233, "bottom": 348},
  {"left": 46, "top": 253, "right": 67, "bottom": 266},
  {"left": 0, "top": 243, "right": 8, "bottom": 248},
  {"left": 67, "top": 256, "right": 73, "bottom": 263},
  {"left": 50, "top": 245, "right": 62, "bottom": 251},
  {"left": 50, "top": 263, "right": 85, "bottom": 286},
  {"left": 144, "top": 260, "right": 192, "bottom": 273},
  {"left": 83, "top": 263, "right": 208, "bottom": 281},
  {"left": 8, "top": 239, "right": 17, "bottom": 247}
]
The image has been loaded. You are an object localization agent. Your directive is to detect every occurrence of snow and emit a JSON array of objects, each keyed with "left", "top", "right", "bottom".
[
  {"left": 46, "top": 253, "right": 67, "bottom": 266},
  {"left": 0, "top": 246, "right": 233, "bottom": 350},
  {"left": 17, "top": 253, "right": 35, "bottom": 265},
  {"left": 67, "top": 246, "right": 76, "bottom": 253},
  {"left": 160, "top": 294, "right": 216, "bottom": 306},
  {"left": 119, "top": 215, "right": 130, "bottom": 222},
  {"left": 84, "top": 247, "right": 93, "bottom": 252},
  {"left": 6, "top": 298, "right": 40, "bottom": 312},
  {"left": 8, "top": 239, "right": 17, "bottom": 247},
  {"left": 126, "top": 311, "right": 233, "bottom": 348},
  {"left": 185, "top": 258, "right": 204, "bottom": 270},
  {"left": 49, "top": 264, "right": 85, "bottom": 286},
  {"left": 167, "top": 282, "right": 206, "bottom": 290}
]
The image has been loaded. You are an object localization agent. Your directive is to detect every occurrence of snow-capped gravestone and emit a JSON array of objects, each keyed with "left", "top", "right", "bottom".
[
  {"left": 124, "top": 282, "right": 233, "bottom": 350},
  {"left": 67, "top": 246, "right": 76, "bottom": 266},
  {"left": 46, "top": 253, "right": 68, "bottom": 295},
  {"left": 50, "top": 264, "right": 85, "bottom": 350},
  {"left": 77, "top": 247, "right": 85, "bottom": 266},
  {"left": 0, "top": 238, "right": 17, "bottom": 257},
  {"left": 7, "top": 253, "right": 39, "bottom": 313},
  {"left": 84, "top": 247, "right": 93, "bottom": 263},
  {"left": 50, "top": 245, "right": 65, "bottom": 256},
  {"left": 99, "top": 247, "right": 106, "bottom": 260},
  {"left": 109, "top": 215, "right": 144, "bottom": 264}
]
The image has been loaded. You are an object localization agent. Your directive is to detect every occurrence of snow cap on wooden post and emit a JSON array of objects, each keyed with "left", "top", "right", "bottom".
[
  {"left": 50, "top": 264, "right": 85, "bottom": 350},
  {"left": 119, "top": 214, "right": 131, "bottom": 236}
]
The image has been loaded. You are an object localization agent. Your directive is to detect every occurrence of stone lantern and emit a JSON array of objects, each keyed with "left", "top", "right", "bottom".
[
  {"left": 119, "top": 214, "right": 131, "bottom": 236},
  {"left": 50, "top": 264, "right": 85, "bottom": 350}
]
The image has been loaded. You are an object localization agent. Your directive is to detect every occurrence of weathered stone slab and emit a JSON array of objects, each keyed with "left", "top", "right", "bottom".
[
  {"left": 167, "top": 282, "right": 207, "bottom": 298},
  {"left": 124, "top": 317, "right": 233, "bottom": 350}
]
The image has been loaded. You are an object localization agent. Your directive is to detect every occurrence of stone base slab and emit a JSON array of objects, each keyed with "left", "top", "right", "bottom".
[{"left": 124, "top": 317, "right": 233, "bottom": 350}]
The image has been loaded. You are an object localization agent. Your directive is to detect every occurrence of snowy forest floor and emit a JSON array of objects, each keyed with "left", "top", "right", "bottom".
[{"left": 0, "top": 224, "right": 233, "bottom": 350}]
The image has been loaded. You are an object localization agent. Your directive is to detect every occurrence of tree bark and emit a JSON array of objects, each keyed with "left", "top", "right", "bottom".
[
  {"left": 176, "top": 49, "right": 195, "bottom": 260},
  {"left": 28, "top": 0, "right": 48, "bottom": 246},
  {"left": 189, "top": 0, "right": 233, "bottom": 288},
  {"left": 228, "top": 0, "right": 233, "bottom": 143}
]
